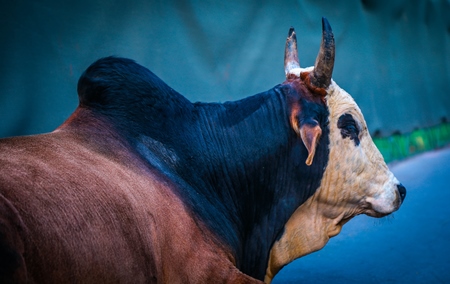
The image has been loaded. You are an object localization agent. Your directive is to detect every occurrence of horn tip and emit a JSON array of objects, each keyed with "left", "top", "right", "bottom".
[
  {"left": 288, "top": 26, "right": 296, "bottom": 38},
  {"left": 321, "top": 17, "right": 332, "bottom": 32}
]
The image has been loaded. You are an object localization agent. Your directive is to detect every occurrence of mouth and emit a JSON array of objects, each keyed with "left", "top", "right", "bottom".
[
  {"left": 360, "top": 200, "right": 392, "bottom": 218},
  {"left": 364, "top": 209, "right": 391, "bottom": 218}
]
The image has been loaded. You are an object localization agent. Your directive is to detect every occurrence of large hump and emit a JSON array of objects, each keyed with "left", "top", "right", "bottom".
[{"left": 77, "top": 56, "right": 185, "bottom": 109}]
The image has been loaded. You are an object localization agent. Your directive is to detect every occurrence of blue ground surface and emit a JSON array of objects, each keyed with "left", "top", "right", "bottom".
[{"left": 273, "top": 147, "right": 450, "bottom": 283}]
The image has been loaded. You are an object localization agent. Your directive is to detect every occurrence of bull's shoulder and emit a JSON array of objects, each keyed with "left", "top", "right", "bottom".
[
  {"left": 0, "top": 131, "right": 173, "bottom": 280},
  {"left": 0, "top": 130, "right": 259, "bottom": 282},
  {"left": 0, "top": 129, "right": 193, "bottom": 230}
]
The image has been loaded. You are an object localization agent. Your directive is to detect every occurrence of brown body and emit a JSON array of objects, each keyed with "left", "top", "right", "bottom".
[{"left": 0, "top": 112, "right": 258, "bottom": 283}]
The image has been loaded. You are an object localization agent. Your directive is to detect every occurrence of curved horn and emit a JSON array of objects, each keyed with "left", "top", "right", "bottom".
[
  {"left": 309, "top": 17, "right": 335, "bottom": 88},
  {"left": 284, "top": 27, "right": 300, "bottom": 77}
]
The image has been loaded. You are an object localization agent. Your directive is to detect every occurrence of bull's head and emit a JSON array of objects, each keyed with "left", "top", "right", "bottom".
[{"left": 265, "top": 18, "right": 406, "bottom": 283}]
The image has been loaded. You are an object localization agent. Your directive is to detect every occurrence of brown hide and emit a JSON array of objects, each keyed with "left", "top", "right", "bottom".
[{"left": 0, "top": 110, "right": 261, "bottom": 283}]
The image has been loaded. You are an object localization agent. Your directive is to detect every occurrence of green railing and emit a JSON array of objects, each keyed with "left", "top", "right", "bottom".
[{"left": 373, "top": 122, "right": 450, "bottom": 164}]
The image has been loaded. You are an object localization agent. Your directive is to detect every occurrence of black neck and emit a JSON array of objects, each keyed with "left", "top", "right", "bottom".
[{"left": 124, "top": 86, "right": 328, "bottom": 279}]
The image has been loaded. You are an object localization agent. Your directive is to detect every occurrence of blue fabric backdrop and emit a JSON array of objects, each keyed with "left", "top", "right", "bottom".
[{"left": 1, "top": 0, "right": 449, "bottom": 137}]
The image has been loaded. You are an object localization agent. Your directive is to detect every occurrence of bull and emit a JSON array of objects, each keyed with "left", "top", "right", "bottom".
[{"left": 0, "top": 18, "right": 405, "bottom": 283}]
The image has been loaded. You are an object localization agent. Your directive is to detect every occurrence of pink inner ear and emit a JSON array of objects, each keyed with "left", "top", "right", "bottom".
[{"left": 300, "top": 124, "right": 322, "bottom": 166}]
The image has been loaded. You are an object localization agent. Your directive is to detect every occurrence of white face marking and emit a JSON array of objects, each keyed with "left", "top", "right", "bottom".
[{"left": 323, "top": 78, "right": 402, "bottom": 217}]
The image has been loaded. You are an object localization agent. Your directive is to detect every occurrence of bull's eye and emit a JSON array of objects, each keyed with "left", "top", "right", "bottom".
[
  {"left": 344, "top": 124, "right": 356, "bottom": 133},
  {"left": 337, "top": 113, "right": 360, "bottom": 146}
]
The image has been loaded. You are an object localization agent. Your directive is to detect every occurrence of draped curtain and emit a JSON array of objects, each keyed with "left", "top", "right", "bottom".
[{"left": 1, "top": 0, "right": 449, "bottom": 137}]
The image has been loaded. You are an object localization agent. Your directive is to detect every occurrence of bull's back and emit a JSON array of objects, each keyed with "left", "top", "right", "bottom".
[
  {"left": 0, "top": 132, "right": 251, "bottom": 283},
  {"left": 0, "top": 133, "right": 166, "bottom": 282},
  {"left": 0, "top": 132, "right": 248, "bottom": 283}
]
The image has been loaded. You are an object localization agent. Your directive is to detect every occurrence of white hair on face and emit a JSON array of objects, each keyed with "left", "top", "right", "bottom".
[
  {"left": 283, "top": 66, "right": 401, "bottom": 216},
  {"left": 322, "top": 78, "right": 400, "bottom": 216}
]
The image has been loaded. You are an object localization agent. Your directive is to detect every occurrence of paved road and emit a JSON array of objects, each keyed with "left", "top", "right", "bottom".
[{"left": 273, "top": 146, "right": 450, "bottom": 283}]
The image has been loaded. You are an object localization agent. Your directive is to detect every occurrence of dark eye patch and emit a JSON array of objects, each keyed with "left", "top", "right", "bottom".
[{"left": 337, "top": 113, "right": 360, "bottom": 146}]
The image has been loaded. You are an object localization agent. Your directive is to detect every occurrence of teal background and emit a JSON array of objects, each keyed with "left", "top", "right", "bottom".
[{"left": 1, "top": 0, "right": 449, "bottom": 141}]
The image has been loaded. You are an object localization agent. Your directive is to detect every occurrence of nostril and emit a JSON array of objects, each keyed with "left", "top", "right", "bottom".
[{"left": 397, "top": 183, "right": 406, "bottom": 202}]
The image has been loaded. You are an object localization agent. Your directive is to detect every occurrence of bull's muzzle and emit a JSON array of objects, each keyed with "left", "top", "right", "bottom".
[{"left": 397, "top": 183, "right": 406, "bottom": 202}]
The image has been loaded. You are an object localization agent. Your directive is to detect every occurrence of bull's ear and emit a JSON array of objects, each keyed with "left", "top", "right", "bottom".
[
  {"left": 299, "top": 123, "right": 322, "bottom": 166},
  {"left": 290, "top": 108, "right": 322, "bottom": 166}
]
